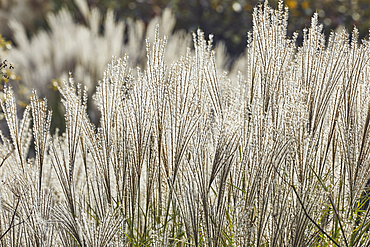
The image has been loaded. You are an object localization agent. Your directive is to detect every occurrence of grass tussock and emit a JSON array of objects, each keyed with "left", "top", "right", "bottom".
[{"left": 1, "top": 1, "right": 370, "bottom": 246}]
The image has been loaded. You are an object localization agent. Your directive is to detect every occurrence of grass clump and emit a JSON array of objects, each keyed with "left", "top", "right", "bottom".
[{"left": 1, "top": 1, "right": 370, "bottom": 246}]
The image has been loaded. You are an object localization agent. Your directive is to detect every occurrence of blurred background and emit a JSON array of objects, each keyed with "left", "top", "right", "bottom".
[
  {"left": 0, "top": 0, "right": 369, "bottom": 134},
  {"left": 1, "top": 0, "right": 369, "bottom": 57}
]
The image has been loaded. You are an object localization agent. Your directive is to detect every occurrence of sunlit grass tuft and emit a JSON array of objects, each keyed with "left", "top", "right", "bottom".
[{"left": 1, "top": 1, "right": 370, "bottom": 246}]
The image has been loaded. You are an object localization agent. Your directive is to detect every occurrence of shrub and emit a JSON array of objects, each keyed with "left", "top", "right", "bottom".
[{"left": 1, "top": 1, "right": 370, "bottom": 246}]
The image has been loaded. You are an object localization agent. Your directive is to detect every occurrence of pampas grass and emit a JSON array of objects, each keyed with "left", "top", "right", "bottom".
[{"left": 1, "top": 0, "right": 370, "bottom": 246}]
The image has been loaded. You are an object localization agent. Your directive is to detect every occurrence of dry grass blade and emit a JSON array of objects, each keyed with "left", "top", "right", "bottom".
[{"left": 1, "top": 0, "right": 370, "bottom": 245}]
